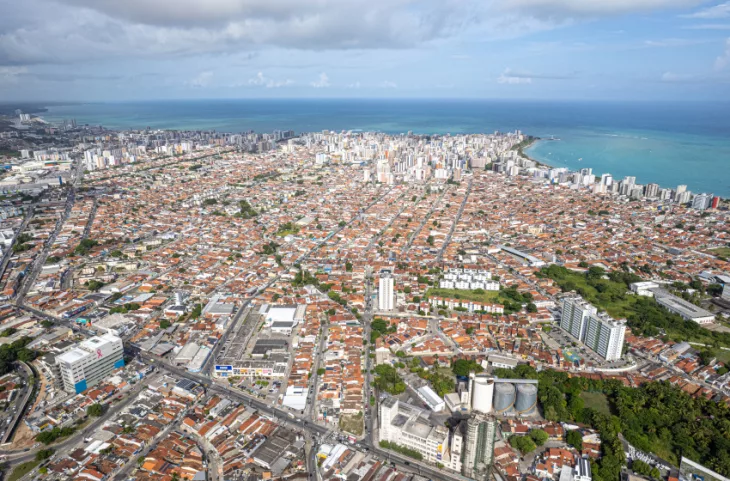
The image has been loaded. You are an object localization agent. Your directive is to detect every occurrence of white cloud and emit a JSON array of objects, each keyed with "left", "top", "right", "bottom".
[
  {"left": 715, "top": 37, "right": 730, "bottom": 69},
  {"left": 502, "top": 0, "right": 706, "bottom": 17},
  {"left": 347, "top": 81, "right": 361, "bottom": 88},
  {"left": 661, "top": 71, "right": 694, "bottom": 81},
  {"left": 0, "top": 65, "right": 27, "bottom": 82},
  {"left": 247, "top": 71, "right": 293, "bottom": 88},
  {"left": 187, "top": 70, "right": 213, "bottom": 87},
  {"left": 682, "top": 2, "right": 730, "bottom": 19},
  {"left": 682, "top": 22, "right": 730, "bottom": 28},
  {"left": 310, "top": 72, "right": 330, "bottom": 88},
  {"left": 379, "top": 80, "right": 397, "bottom": 88},
  {"left": 497, "top": 69, "right": 532, "bottom": 84}
]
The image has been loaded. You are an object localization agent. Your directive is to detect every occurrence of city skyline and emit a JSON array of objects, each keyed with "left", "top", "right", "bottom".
[{"left": 0, "top": 0, "right": 729, "bottom": 101}]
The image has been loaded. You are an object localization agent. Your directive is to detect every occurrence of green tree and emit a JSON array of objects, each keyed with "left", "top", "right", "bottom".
[
  {"left": 509, "top": 435, "right": 536, "bottom": 454},
  {"left": 87, "top": 403, "right": 104, "bottom": 417},
  {"left": 566, "top": 430, "right": 583, "bottom": 451},
  {"left": 160, "top": 319, "right": 171, "bottom": 329},
  {"left": 530, "top": 429, "right": 549, "bottom": 446},
  {"left": 36, "top": 449, "right": 54, "bottom": 461}
]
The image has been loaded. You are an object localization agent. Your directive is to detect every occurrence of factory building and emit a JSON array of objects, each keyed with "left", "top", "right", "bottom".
[
  {"left": 465, "top": 374, "right": 538, "bottom": 416},
  {"left": 56, "top": 333, "right": 124, "bottom": 394}
]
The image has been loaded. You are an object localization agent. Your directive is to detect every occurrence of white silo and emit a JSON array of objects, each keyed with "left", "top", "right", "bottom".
[
  {"left": 493, "top": 382, "right": 516, "bottom": 413},
  {"left": 469, "top": 374, "right": 495, "bottom": 414}
]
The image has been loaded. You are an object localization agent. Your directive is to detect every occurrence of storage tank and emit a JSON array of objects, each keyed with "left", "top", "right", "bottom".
[
  {"left": 514, "top": 383, "right": 538, "bottom": 414},
  {"left": 493, "top": 382, "right": 516, "bottom": 413},
  {"left": 470, "top": 375, "right": 494, "bottom": 414}
]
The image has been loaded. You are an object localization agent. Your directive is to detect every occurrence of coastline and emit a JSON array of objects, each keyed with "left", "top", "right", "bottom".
[{"left": 515, "top": 136, "right": 727, "bottom": 202}]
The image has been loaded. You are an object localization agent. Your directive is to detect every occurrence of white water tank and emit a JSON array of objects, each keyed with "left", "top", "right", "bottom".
[{"left": 470, "top": 374, "right": 494, "bottom": 414}]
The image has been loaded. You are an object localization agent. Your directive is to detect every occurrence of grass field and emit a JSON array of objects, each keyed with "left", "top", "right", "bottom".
[
  {"left": 425, "top": 288, "right": 501, "bottom": 304},
  {"left": 8, "top": 460, "right": 40, "bottom": 481},
  {"left": 580, "top": 391, "right": 612, "bottom": 416},
  {"left": 710, "top": 247, "right": 730, "bottom": 258},
  {"left": 339, "top": 414, "right": 364, "bottom": 436}
]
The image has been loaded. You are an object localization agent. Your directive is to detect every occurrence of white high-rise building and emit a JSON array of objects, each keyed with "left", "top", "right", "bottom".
[
  {"left": 692, "top": 193, "right": 713, "bottom": 211},
  {"left": 379, "top": 272, "right": 394, "bottom": 311},
  {"left": 560, "top": 296, "right": 597, "bottom": 342},
  {"left": 55, "top": 334, "right": 124, "bottom": 394},
  {"left": 723, "top": 285, "right": 730, "bottom": 302},
  {"left": 584, "top": 313, "right": 626, "bottom": 362},
  {"left": 379, "top": 398, "right": 450, "bottom": 464}
]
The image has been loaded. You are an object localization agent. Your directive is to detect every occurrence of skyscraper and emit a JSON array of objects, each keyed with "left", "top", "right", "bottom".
[
  {"left": 560, "top": 296, "right": 597, "bottom": 342},
  {"left": 692, "top": 193, "right": 713, "bottom": 211},
  {"left": 461, "top": 413, "right": 497, "bottom": 480},
  {"left": 378, "top": 271, "right": 394, "bottom": 311},
  {"left": 584, "top": 313, "right": 626, "bottom": 361}
]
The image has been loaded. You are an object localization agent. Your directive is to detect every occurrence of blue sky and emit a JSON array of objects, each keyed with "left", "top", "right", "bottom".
[{"left": 0, "top": 0, "right": 729, "bottom": 101}]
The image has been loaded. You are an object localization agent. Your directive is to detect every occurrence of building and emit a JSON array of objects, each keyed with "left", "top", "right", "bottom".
[
  {"left": 630, "top": 281, "right": 659, "bottom": 297},
  {"left": 55, "top": 334, "right": 124, "bottom": 394},
  {"left": 379, "top": 272, "right": 394, "bottom": 311},
  {"left": 654, "top": 290, "right": 716, "bottom": 324},
  {"left": 584, "top": 314, "right": 626, "bottom": 362},
  {"left": 560, "top": 296, "right": 597, "bottom": 342},
  {"left": 692, "top": 193, "right": 713, "bottom": 211},
  {"left": 416, "top": 385, "right": 445, "bottom": 412},
  {"left": 723, "top": 284, "right": 730, "bottom": 302},
  {"left": 461, "top": 413, "right": 497, "bottom": 480},
  {"left": 379, "top": 397, "right": 450, "bottom": 464}
]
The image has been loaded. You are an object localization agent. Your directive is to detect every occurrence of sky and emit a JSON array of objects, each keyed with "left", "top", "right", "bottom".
[{"left": 0, "top": 0, "right": 729, "bottom": 101}]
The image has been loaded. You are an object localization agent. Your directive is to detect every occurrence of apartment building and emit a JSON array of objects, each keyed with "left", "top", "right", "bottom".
[
  {"left": 560, "top": 296, "right": 597, "bottom": 342},
  {"left": 379, "top": 272, "right": 394, "bottom": 311},
  {"left": 584, "top": 313, "right": 626, "bottom": 362}
]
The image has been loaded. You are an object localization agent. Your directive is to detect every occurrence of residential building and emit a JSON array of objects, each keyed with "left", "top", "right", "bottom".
[
  {"left": 379, "top": 272, "right": 394, "bottom": 311},
  {"left": 584, "top": 314, "right": 626, "bottom": 362},
  {"left": 461, "top": 413, "right": 497, "bottom": 480},
  {"left": 560, "top": 296, "right": 597, "bottom": 342}
]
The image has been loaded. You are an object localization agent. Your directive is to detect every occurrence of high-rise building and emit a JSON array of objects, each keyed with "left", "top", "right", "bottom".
[
  {"left": 722, "top": 285, "right": 730, "bottom": 302},
  {"left": 378, "top": 271, "right": 394, "bottom": 311},
  {"left": 676, "top": 184, "right": 687, "bottom": 195},
  {"left": 584, "top": 313, "right": 626, "bottom": 361},
  {"left": 461, "top": 414, "right": 497, "bottom": 480},
  {"left": 56, "top": 334, "right": 124, "bottom": 394},
  {"left": 676, "top": 191, "right": 692, "bottom": 205},
  {"left": 645, "top": 183, "right": 659, "bottom": 199},
  {"left": 560, "top": 296, "right": 597, "bottom": 342},
  {"left": 711, "top": 196, "right": 720, "bottom": 209},
  {"left": 692, "top": 193, "right": 713, "bottom": 211}
]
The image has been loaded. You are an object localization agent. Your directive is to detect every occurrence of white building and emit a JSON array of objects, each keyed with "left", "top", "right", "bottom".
[
  {"left": 560, "top": 296, "right": 597, "bottom": 342},
  {"left": 379, "top": 273, "right": 394, "bottom": 311},
  {"left": 379, "top": 397, "right": 450, "bottom": 464},
  {"left": 630, "top": 281, "right": 659, "bottom": 297},
  {"left": 723, "top": 284, "right": 730, "bottom": 302},
  {"left": 55, "top": 334, "right": 124, "bottom": 394},
  {"left": 584, "top": 314, "right": 626, "bottom": 362}
]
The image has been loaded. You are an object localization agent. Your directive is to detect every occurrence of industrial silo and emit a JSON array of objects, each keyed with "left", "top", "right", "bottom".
[
  {"left": 514, "top": 383, "right": 538, "bottom": 414},
  {"left": 493, "top": 382, "right": 516, "bottom": 413},
  {"left": 470, "top": 375, "right": 495, "bottom": 414}
]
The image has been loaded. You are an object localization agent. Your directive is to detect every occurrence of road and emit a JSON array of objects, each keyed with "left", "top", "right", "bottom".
[
  {"left": 436, "top": 177, "right": 472, "bottom": 263},
  {"left": 401, "top": 186, "right": 449, "bottom": 256},
  {"left": 0, "top": 206, "right": 34, "bottom": 282},
  {"left": 1, "top": 362, "right": 35, "bottom": 445}
]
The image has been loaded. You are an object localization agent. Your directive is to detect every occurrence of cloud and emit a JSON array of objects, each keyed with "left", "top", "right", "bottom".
[
  {"left": 716, "top": 37, "right": 730, "bottom": 69},
  {"left": 347, "top": 81, "right": 361, "bottom": 89},
  {"left": 497, "top": 67, "right": 575, "bottom": 84},
  {"left": 247, "top": 71, "right": 294, "bottom": 88},
  {"left": 643, "top": 38, "right": 711, "bottom": 47},
  {"left": 682, "top": 22, "right": 730, "bottom": 28},
  {"left": 379, "top": 80, "right": 397, "bottom": 88},
  {"left": 661, "top": 71, "right": 695, "bottom": 81},
  {"left": 500, "top": 0, "right": 706, "bottom": 18},
  {"left": 310, "top": 72, "right": 330, "bottom": 88},
  {"left": 0, "top": 65, "right": 27, "bottom": 82},
  {"left": 682, "top": 2, "right": 730, "bottom": 18},
  {"left": 187, "top": 71, "right": 213, "bottom": 87}
]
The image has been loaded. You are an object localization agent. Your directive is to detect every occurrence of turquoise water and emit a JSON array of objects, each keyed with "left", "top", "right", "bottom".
[{"left": 40, "top": 99, "right": 730, "bottom": 196}]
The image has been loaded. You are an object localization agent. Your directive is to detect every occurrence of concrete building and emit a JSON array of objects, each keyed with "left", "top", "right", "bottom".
[
  {"left": 379, "top": 272, "right": 394, "bottom": 311},
  {"left": 584, "top": 314, "right": 626, "bottom": 362},
  {"left": 723, "top": 284, "right": 730, "bottom": 302},
  {"left": 630, "top": 281, "right": 659, "bottom": 297},
  {"left": 692, "top": 193, "right": 713, "bottom": 211},
  {"left": 461, "top": 413, "right": 497, "bottom": 480},
  {"left": 379, "top": 397, "right": 450, "bottom": 464},
  {"left": 56, "top": 334, "right": 124, "bottom": 394},
  {"left": 654, "top": 290, "right": 716, "bottom": 324},
  {"left": 560, "top": 296, "right": 597, "bottom": 342}
]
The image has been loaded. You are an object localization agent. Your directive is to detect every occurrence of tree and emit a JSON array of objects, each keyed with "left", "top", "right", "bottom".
[
  {"left": 566, "top": 430, "right": 583, "bottom": 451},
  {"left": 36, "top": 449, "right": 54, "bottom": 461},
  {"left": 451, "top": 359, "right": 483, "bottom": 377},
  {"left": 87, "top": 403, "right": 104, "bottom": 417},
  {"left": 317, "top": 368, "right": 326, "bottom": 375},
  {"left": 509, "top": 435, "right": 536, "bottom": 454},
  {"left": 427, "top": 235, "right": 435, "bottom": 246},
  {"left": 338, "top": 220, "right": 346, "bottom": 227},
  {"left": 527, "top": 303, "right": 538, "bottom": 313},
  {"left": 530, "top": 429, "right": 549, "bottom": 446},
  {"left": 160, "top": 319, "right": 171, "bottom": 329},
  {"left": 345, "top": 261, "right": 353, "bottom": 272}
]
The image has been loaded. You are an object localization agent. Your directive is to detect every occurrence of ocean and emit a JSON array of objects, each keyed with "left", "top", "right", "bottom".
[{"left": 41, "top": 99, "right": 730, "bottom": 197}]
